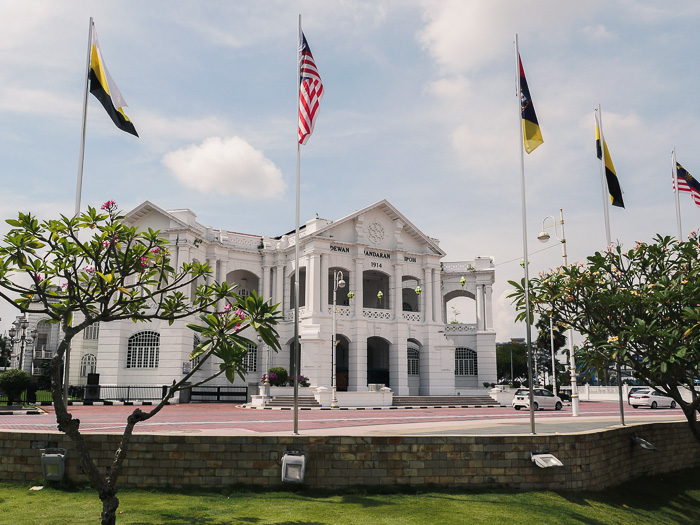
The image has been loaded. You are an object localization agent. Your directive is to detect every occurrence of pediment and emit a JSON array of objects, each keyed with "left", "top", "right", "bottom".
[
  {"left": 310, "top": 200, "right": 445, "bottom": 257},
  {"left": 123, "top": 201, "right": 194, "bottom": 234}
]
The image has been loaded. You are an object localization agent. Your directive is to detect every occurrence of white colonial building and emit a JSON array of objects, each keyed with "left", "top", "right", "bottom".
[{"left": 11, "top": 199, "right": 496, "bottom": 397}]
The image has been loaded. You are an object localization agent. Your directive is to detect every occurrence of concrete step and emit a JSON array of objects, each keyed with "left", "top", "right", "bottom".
[
  {"left": 392, "top": 395, "right": 498, "bottom": 407},
  {"left": 265, "top": 396, "right": 322, "bottom": 408}
]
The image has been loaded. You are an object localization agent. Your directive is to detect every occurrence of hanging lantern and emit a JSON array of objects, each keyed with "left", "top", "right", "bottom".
[
  {"left": 460, "top": 276, "right": 466, "bottom": 288},
  {"left": 347, "top": 291, "right": 354, "bottom": 301},
  {"left": 377, "top": 291, "right": 383, "bottom": 299},
  {"left": 415, "top": 285, "right": 422, "bottom": 295}
]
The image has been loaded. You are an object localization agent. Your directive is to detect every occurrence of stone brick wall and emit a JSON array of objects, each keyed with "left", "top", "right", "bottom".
[{"left": 1, "top": 422, "right": 698, "bottom": 491}]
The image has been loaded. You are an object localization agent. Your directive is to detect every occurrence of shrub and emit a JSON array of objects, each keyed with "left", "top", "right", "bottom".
[
  {"left": 0, "top": 369, "right": 32, "bottom": 406},
  {"left": 267, "top": 367, "right": 288, "bottom": 387}
]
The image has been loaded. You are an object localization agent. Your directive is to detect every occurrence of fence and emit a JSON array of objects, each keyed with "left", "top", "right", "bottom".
[{"left": 189, "top": 385, "right": 248, "bottom": 403}]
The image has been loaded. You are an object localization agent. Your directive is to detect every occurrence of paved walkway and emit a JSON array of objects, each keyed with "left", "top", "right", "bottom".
[{"left": 0, "top": 401, "right": 685, "bottom": 436}]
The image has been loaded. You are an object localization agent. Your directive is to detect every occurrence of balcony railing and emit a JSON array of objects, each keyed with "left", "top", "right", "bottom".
[
  {"left": 362, "top": 308, "right": 391, "bottom": 320},
  {"left": 443, "top": 323, "right": 478, "bottom": 334}
]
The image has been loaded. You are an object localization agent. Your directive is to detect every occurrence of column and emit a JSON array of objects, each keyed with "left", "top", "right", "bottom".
[
  {"left": 431, "top": 268, "right": 440, "bottom": 325},
  {"left": 320, "top": 253, "right": 329, "bottom": 314},
  {"left": 353, "top": 256, "right": 364, "bottom": 317},
  {"left": 261, "top": 264, "right": 270, "bottom": 301},
  {"left": 307, "top": 253, "right": 321, "bottom": 313},
  {"left": 275, "top": 264, "right": 285, "bottom": 315},
  {"left": 476, "top": 284, "right": 484, "bottom": 330},
  {"left": 393, "top": 261, "right": 403, "bottom": 321},
  {"left": 484, "top": 284, "right": 493, "bottom": 330},
  {"left": 423, "top": 266, "right": 433, "bottom": 323}
]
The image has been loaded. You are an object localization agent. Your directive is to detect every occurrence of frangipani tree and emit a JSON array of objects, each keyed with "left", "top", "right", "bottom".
[
  {"left": 509, "top": 234, "right": 700, "bottom": 443},
  {"left": 0, "top": 202, "right": 281, "bottom": 524}
]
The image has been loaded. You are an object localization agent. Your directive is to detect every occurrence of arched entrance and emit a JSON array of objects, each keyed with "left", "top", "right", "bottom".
[
  {"left": 335, "top": 335, "right": 349, "bottom": 391},
  {"left": 367, "top": 336, "right": 390, "bottom": 387}
]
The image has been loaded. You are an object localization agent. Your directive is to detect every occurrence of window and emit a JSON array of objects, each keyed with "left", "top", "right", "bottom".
[
  {"left": 126, "top": 331, "right": 160, "bottom": 368},
  {"left": 192, "top": 334, "right": 202, "bottom": 367},
  {"left": 80, "top": 354, "right": 97, "bottom": 376},
  {"left": 407, "top": 346, "right": 420, "bottom": 376},
  {"left": 244, "top": 343, "right": 258, "bottom": 373},
  {"left": 455, "top": 348, "right": 477, "bottom": 376},
  {"left": 84, "top": 322, "right": 100, "bottom": 340}
]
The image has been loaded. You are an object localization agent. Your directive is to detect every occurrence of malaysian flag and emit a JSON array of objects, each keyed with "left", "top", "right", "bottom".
[
  {"left": 674, "top": 162, "right": 700, "bottom": 207},
  {"left": 298, "top": 32, "right": 324, "bottom": 145}
]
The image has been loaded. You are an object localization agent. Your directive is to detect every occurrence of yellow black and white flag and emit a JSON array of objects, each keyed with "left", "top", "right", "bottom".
[
  {"left": 89, "top": 23, "right": 138, "bottom": 137},
  {"left": 595, "top": 112, "right": 624, "bottom": 208}
]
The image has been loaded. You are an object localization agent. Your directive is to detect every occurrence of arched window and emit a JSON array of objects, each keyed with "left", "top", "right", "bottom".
[
  {"left": 80, "top": 354, "right": 97, "bottom": 376},
  {"left": 244, "top": 343, "right": 258, "bottom": 372},
  {"left": 126, "top": 331, "right": 160, "bottom": 368},
  {"left": 455, "top": 348, "right": 478, "bottom": 376},
  {"left": 407, "top": 346, "right": 420, "bottom": 376}
]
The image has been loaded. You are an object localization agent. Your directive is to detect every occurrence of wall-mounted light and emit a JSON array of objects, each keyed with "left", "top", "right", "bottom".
[
  {"left": 281, "top": 451, "right": 307, "bottom": 483},
  {"left": 630, "top": 434, "right": 657, "bottom": 451},
  {"left": 41, "top": 448, "right": 67, "bottom": 481},
  {"left": 530, "top": 450, "right": 563, "bottom": 468}
]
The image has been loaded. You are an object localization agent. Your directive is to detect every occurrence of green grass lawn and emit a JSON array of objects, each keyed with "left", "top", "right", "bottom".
[{"left": 1, "top": 468, "right": 698, "bottom": 524}]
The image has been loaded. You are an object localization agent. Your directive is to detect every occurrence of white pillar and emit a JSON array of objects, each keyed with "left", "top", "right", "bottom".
[
  {"left": 275, "top": 264, "right": 285, "bottom": 315},
  {"left": 393, "top": 261, "right": 403, "bottom": 321},
  {"left": 320, "top": 253, "right": 329, "bottom": 314},
  {"left": 431, "top": 267, "right": 440, "bottom": 324},
  {"left": 423, "top": 266, "right": 433, "bottom": 323}
]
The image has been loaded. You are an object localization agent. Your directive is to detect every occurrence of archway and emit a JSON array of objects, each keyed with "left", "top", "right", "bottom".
[
  {"left": 226, "top": 269, "right": 259, "bottom": 298},
  {"left": 335, "top": 335, "right": 350, "bottom": 391},
  {"left": 367, "top": 336, "right": 390, "bottom": 387}
]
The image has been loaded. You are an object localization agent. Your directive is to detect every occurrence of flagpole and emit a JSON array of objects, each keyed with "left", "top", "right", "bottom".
[
  {"left": 65, "top": 17, "right": 93, "bottom": 406},
  {"left": 75, "top": 17, "right": 93, "bottom": 217},
  {"left": 595, "top": 105, "right": 612, "bottom": 247},
  {"left": 595, "top": 105, "right": 625, "bottom": 426},
  {"left": 672, "top": 148, "right": 683, "bottom": 240},
  {"left": 515, "top": 34, "right": 536, "bottom": 435},
  {"left": 292, "top": 14, "right": 302, "bottom": 435}
]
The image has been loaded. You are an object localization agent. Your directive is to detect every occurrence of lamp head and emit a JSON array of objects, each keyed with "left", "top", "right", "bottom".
[
  {"left": 537, "top": 231, "right": 550, "bottom": 243},
  {"left": 415, "top": 285, "right": 422, "bottom": 295},
  {"left": 338, "top": 278, "right": 346, "bottom": 289}
]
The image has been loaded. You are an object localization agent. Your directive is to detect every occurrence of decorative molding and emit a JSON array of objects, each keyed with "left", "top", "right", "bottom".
[{"left": 402, "top": 312, "right": 422, "bottom": 322}]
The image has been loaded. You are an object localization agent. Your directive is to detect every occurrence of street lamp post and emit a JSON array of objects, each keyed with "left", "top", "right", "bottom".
[
  {"left": 538, "top": 209, "right": 579, "bottom": 416},
  {"left": 8, "top": 316, "right": 32, "bottom": 374},
  {"left": 331, "top": 270, "right": 346, "bottom": 409}
]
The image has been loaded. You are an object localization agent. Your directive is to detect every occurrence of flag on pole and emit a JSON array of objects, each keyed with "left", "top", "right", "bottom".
[
  {"left": 298, "top": 32, "right": 323, "bottom": 145},
  {"left": 595, "top": 115, "right": 624, "bottom": 208},
  {"left": 518, "top": 54, "right": 543, "bottom": 154},
  {"left": 89, "top": 22, "right": 138, "bottom": 137},
  {"left": 674, "top": 162, "right": 700, "bottom": 207}
]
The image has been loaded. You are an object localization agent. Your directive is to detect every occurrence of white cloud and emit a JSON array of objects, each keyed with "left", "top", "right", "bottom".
[{"left": 162, "top": 136, "right": 286, "bottom": 198}]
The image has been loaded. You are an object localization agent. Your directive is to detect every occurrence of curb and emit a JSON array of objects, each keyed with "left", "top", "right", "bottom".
[{"left": 239, "top": 404, "right": 507, "bottom": 411}]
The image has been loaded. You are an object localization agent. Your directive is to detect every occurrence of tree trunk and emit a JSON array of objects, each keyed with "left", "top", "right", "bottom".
[{"left": 100, "top": 492, "right": 120, "bottom": 525}]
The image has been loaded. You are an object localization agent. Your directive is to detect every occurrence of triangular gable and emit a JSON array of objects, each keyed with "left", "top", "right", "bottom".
[
  {"left": 310, "top": 199, "right": 445, "bottom": 256},
  {"left": 124, "top": 200, "right": 196, "bottom": 233}
]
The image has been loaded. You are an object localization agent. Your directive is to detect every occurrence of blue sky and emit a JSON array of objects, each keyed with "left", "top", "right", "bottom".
[{"left": 1, "top": 1, "right": 700, "bottom": 341}]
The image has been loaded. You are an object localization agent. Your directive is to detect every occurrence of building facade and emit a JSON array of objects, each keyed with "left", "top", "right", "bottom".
[{"left": 10, "top": 200, "right": 497, "bottom": 396}]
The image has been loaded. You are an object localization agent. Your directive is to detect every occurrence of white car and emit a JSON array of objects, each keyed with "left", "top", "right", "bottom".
[
  {"left": 512, "top": 388, "right": 563, "bottom": 411},
  {"left": 629, "top": 388, "right": 677, "bottom": 409}
]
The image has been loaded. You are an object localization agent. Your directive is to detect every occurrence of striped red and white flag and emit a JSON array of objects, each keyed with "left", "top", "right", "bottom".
[
  {"left": 674, "top": 162, "right": 700, "bottom": 207},
  {"left": 298, "top": 32, "right": 323, "bottom": 145}
]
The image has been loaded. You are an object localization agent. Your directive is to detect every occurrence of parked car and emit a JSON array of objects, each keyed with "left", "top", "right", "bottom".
[
  {"left": 512, "top": 388, "right": 563, "bottom": 411},
  {"left": 627, "top": 386, "right": 650, "bottom": 405},
  {"left": 629, "top": 388, "right": 677, "bottom": 409}
]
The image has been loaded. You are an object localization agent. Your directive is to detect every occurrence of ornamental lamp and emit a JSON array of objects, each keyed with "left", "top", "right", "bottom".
[
  {"left": 460, "top": 276, "right": 466, "bottom": 288},
  {"left": 415, "top": 286, "right": 422, "bottom": 295}
]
